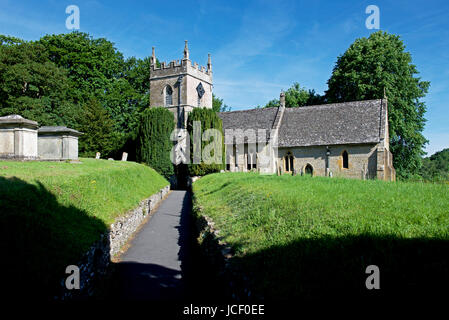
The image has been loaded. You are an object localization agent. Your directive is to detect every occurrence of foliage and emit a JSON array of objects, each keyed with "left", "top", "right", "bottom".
[
  {"left": 0, "top": 158, "right": 168, "bottom": 298},
  {"left": 78, "top": 98, "right": 116, "bottom": 158},
  {"left": 38, "top": 32, "right": 152, "bottom": 148},
  {"left": 187, "top": 108, "right": 225, "bottom": 176},
  {"left": 419, "top": 148, "right": 449, "bottom": 182},
  {"left": 212, "top": 94, "right": 231, "bottom": 112},
  {"left": 0, "top": 34, "right": 24, "bottom": 46},
  {"left": 38, "top": 32, "right": 124, "bottom": 104},
  {"left": 0, "top": 32, "right": 161, "bottom": 157},
  {"left": 0, "top": 40, "right": 79, "bottom": 127},
  {"left": 193, "top": 173, "right": 449, "bottom": 299},
  {"left": 325, "top": 31, "right": 430, "bottom": 179},
  {"left": 264, "top": 82, "right": 324, "bottom": 108},
  {"left": 137, "top": 107, "right": 175, "bottom": 179}
]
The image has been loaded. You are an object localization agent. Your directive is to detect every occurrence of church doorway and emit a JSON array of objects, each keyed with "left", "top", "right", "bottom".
[{"left": 304, "top": 164, "right": 313, "bottom": 176}]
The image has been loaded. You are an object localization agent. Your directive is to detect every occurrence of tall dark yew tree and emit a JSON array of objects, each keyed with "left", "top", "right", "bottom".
[
  {"left": 325, "top": 31, "right": 429, "bottom": 179},
  {"left": 137, "top": 108, "right": 175, "bottom": 179},
  {"left": 78, "top": 98, "right": 115, "bottom": 157},
  {"left": 187, "top": 108, "right": 225, "bottom": 176}
]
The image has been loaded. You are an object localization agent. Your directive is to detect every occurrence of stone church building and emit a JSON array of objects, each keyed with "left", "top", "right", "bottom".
[{"left": 149, "top": 42, "right": 396, "bottom": 181}]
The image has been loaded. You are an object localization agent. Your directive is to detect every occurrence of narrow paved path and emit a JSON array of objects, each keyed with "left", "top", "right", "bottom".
[{"left": 112, "top": 190, "right": 193, "bottom": 300}]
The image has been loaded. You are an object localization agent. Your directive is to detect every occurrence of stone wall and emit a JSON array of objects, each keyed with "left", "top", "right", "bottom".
[
  {"left": 278, "top": 144, "right": 378, "bottom": 179},
  {"left": 227, "top": 142, "right": 380, "bottom": 179},
  {"left": 185, "top": 72, "right": 213, "bottom": 109},
  {"left": 376, "top": 147, "right": 396, "bottom": 181},
  {"left": 150, "top": 59, "right": 212, "bottom": 110},
  {"left": 109, "top": 185, "right": 170, "bottom": 257},
  {"left": 59, "top": 185, "right": 170, "bottom": 300}
]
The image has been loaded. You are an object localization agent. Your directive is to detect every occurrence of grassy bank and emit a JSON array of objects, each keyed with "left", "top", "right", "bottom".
[
  {"left": 193, "top": 173, "right": 449, "bottom": 299},
  {"left": 0, "top": 158, "right": 168, "bottom": 299}
]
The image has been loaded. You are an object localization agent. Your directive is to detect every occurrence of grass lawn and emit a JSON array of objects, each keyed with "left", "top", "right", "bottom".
[
  {"left": 193, "top": 173, "right": 449, "bottom": 299},
  {"left": 0, "top": 158, "right": 168, "bottom": 298}
]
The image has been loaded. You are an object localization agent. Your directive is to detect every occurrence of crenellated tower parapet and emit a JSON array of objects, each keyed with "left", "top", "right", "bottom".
[{"left": 149, "top": 41, "right": 213, "bottom": 128}]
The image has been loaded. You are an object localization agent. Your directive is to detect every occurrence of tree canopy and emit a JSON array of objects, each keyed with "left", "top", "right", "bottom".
[
  {"left": 0, "top": 41, "right": 79, "bottom": 128},
  {"left": 264, "top": 82, "right": 324, "bottom": 108},
  {"left": 38, "top": 32, "right": 148, "bottom": 136},
  {"left": 325, "top": 31, "right": 429, "bottom": 179},
  {"left": 212, "top": 94, "right": 231, "bottom": 112},
  {"left": 419, "top": 148, "right": 449, "bottom": 182},
  {"left": 1, "top": 32, "right": 155, "bottom": 158}
]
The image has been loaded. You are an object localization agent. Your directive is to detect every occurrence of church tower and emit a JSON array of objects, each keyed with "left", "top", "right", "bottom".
[{"left": 149, "top": 41, "right": 213, "bottom": 128}]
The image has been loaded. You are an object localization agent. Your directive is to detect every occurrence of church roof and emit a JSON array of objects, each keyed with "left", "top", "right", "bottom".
[
  {"left": 219, "top": 99, "right": 387, "bottom": 147},
  {"left": 278, "top": 99, "right": 386, "bottom": 147},
  {"left": 218, "top": 107, "right": 278, "bottom": 142}
]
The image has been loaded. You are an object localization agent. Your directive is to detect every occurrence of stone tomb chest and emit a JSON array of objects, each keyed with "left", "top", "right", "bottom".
[
  {"left": 38, "top": 126, "right": 82, "bottom": 160},
  {"left": 0, "top": 115, "right": 82, "bottom": 161},
  {"left": 0, "top": 115, "right": 39, "bottom": 160}
]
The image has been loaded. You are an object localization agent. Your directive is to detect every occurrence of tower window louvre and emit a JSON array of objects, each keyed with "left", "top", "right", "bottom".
[{"left": 165, "top": 86, "right": 173, "bottom": 106}]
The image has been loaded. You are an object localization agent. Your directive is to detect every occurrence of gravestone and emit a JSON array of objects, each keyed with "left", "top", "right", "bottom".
[
  {"left": 95, "top": 152, "right": 101, "bottom": 159},
  {"left": 121, "top": 152, "right": 128, "bottom": 161}
]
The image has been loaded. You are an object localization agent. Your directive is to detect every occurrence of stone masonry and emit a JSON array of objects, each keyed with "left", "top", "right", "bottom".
[
  {"left": 149, "top": 41, "right": 213, "bottom": 128},
  {"left": 0, "top": 115, "right": 82, "bottom": 161}
]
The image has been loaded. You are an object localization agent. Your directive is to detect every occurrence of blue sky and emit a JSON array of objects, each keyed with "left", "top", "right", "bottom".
[{"left": 0, "top": 0, "right": 448, "bottom": 155}]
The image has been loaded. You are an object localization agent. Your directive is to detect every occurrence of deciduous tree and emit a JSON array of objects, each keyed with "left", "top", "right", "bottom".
[
  {"left": 325, "top": 31, "right": 429, "bottom": 179},
  {"left": 0, "top": 41, "right": 78, "bottom": 127}
]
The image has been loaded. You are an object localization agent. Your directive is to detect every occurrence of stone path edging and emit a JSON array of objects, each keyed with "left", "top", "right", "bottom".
[
  {"left": 193, "top": 204, "right": 254, "bottom": 300},
  {"left": 59, "top": 185, "right": 170, "bottom": 299}
]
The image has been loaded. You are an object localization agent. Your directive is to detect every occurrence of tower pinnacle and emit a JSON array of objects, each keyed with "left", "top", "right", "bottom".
[
  {"left": 183, "top": 40, "right": 189, "bottom": 60},
  {"left": 207, "top": 53, "right": 212, "bottom": 72},
  {"left": 151, "top": 47, "right": 156, "bottom": 66}
]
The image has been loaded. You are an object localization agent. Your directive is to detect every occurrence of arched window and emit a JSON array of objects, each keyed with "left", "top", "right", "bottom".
[
  {"left": 305, "top": 164, "right": 313, "bottom": 176},
  {"left": 165, "top": 85, "right": 173, "bottom": 106},
  {"left": 284, "top": 151, "right": 294, "bottom": 173},
  {"left": 342, "top": 150, "right": 349, "bottom": 169}
]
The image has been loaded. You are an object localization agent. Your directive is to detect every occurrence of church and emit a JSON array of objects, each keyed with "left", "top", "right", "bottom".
[{"left": 149, "top": 42, "right": 396, "bottom": 181}]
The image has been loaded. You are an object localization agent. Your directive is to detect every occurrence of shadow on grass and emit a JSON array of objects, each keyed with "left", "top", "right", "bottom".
[
  {"left": 0, "top": 177, "right": 226, "bottom": 302},
  {"left": 0, "top": 176, "right": 108, "bottom": 300},
  {"left": 221, "top": 234, "right": 449, "bottom": 300},
  {"left": 202, "top": 182, "right": 232, "bottom": 196}
]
